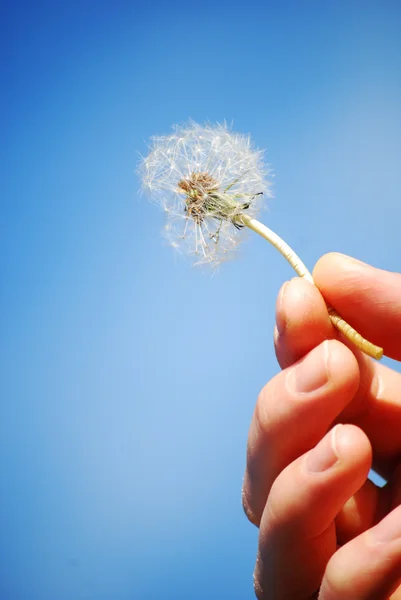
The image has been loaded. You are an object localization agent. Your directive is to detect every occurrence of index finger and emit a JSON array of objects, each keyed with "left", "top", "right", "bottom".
[
  {"left": 313, "top": 253, "right": 401, "bottom": 361},
  {"left": 274, "top": 273, "right": 401, "bottom": 472}
]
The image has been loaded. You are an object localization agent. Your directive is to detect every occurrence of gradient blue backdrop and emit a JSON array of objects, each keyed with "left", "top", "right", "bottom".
[{"left": 2, "top": 1, "right": 401, "bottom": 599}]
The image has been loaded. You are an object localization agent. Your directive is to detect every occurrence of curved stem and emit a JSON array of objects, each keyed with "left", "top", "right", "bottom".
[{"left": 237, "top": 213, "right": 383, "bottom": 360}]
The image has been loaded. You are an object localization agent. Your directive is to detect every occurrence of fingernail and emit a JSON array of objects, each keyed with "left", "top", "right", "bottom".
[
  {"left": 306, "top": 425, "right": 341, "bottom": 473},
  {"left": 287, "top": 341, "right": 330, "bottom": 394},
  {"left": 372, "top": 509, "right": 401, "bottom": 543},
  {"left": 276, "top": 281, "right": 289, "bottom": 335}
]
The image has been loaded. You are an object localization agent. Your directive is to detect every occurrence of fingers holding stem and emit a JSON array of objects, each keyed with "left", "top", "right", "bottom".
[{"left": 236, "top": 213, "right": 383, "bottom": 360}]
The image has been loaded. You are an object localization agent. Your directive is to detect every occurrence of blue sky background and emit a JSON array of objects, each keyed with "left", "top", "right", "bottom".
[{"left": 2, "top": 1, "right": 401, "bottom": 598}]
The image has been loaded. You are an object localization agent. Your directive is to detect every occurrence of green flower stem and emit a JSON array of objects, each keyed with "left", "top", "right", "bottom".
[{"left": 237, "top": 213, "right": 383, "bottom": 360}]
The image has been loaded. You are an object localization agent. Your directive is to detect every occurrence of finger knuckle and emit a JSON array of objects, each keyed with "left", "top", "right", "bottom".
[
  {"left": 253, "top": 576, "right": 265, "bottom": 599},
  {"left": 254, "top": 378, "right": 279, "bottom": 436},
  {"left": 242, "top": 483, "right": 260, "bottom": 527}
]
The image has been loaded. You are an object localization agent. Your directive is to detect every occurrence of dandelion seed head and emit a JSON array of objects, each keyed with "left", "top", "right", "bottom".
[{"left": 138, "top": 121, "right": 272, "bottom": 267}]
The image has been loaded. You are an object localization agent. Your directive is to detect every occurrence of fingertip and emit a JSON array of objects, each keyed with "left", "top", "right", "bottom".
[
  {"left": 313, "top": 254, "right": 401, "bottom": 361},
  {"left": 275, "top": 278, "right": 322, "bottom": 331},
  {"left": 312, "top": 252, "right": 376, "bottom": 306},
  {"left": 275, "top": 280, "right": 290, "bottom": 336},
  {"left": 275, "top": 278, "right": 333, "bottom": 367},
  {"left": 313, "top": 252, "right": 367, "bottom": 287},
  {"left": 333, "top": 423, "right": 372, "bottom": 470},
  {"left": 325, "top": 340, "right": 360, "bottom": 396}
]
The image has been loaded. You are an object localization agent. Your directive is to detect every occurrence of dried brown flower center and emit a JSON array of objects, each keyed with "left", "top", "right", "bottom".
[
  {"left": 178, "top": 172, "right": 219, "bottom": 196},
  {"left": 178, "top": 172, "right": 219, "bottom": 224}
]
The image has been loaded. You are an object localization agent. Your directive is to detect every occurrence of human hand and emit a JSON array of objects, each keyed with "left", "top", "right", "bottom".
[{"left": 242, "top": 253, "right": 401, "bottom": 599}]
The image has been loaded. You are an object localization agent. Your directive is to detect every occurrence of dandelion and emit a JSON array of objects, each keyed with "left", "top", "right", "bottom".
[
  {"left": 139, "top": 121, "right": 269, "bottom": 266},
  {"left": 139, "top": 121, "right": 383, "bottom": 360}
]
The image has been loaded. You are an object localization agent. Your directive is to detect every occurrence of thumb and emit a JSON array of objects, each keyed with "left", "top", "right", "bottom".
[{"left": 313, "top": 253, "right": 401, "bottom": 361}]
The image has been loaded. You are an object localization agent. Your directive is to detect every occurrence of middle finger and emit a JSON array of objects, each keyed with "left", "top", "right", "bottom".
[{"left": 243, "top": 339, "right": 360, "bottom": 526}]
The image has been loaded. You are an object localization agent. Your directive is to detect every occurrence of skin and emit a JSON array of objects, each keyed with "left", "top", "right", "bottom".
[{"left": 242, "top": 253, "right": 401, "bottom": 599}]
